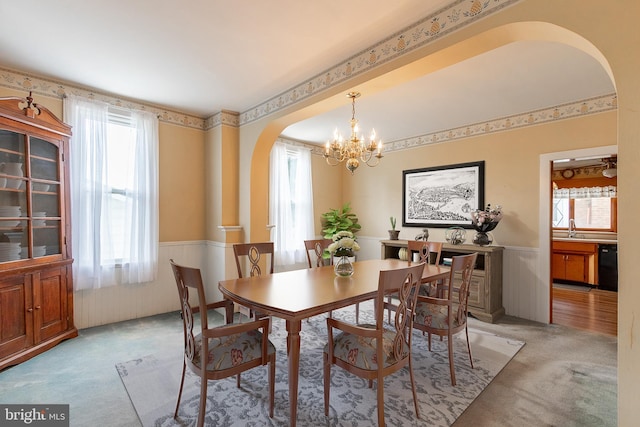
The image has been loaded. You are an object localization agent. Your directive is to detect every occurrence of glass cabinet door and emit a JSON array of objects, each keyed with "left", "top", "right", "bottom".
[{"left": 0, "top": 130, "right": 63, "bottom": 262}]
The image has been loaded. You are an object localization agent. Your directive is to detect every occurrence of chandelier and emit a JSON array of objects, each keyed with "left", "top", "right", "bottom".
[{"left": 323, "top": 92, "right": 383, "bottom": 174}]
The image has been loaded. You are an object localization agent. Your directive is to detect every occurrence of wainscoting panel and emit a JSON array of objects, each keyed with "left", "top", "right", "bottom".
[
  {"left": 73, "top": 239, "right": 549, "bottom": 330},
  {"left": 502, "top": 246, "right": 548, "bottom": 323},
  {"left": 74, "top": 241, "right": 208, "bottom": 329}
]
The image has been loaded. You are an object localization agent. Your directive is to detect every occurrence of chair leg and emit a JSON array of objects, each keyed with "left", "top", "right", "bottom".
[
  {"left": 198, "top": 375, "right": 208, "bottom": 427},
  {"left": 377, "top": 376, "right": 385, "bottom": 427},
  {"left": 408, "top": 355, "right": 420, "bottom": 420},
  {"left": 269, "top": 354, "right": 276, "bottom": 418},
  {"left": 323, "top": 352, "right": 330, "bottom": 416},
  {"left": 237, "top": 373, "right": 241, "bottom": 388},
  {"left": 465, "top": 324, "right": 474, "bottom": 368},
  {"left": 447, "top": 334, "right": 456, "bottom": 386},
  {"left": 386, "top": 295, "right": 391, "bottom": 324},
  {"left": 174, "top": 360, "right": 187, "bottom": 418},
  {"left": 355, "top": 303, "right": 360, "bottom": 324}
]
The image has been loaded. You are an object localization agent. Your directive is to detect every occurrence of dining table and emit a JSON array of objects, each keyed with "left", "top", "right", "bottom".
[{"left": 218, "top": 257, "right": 450, "bottom": 426}]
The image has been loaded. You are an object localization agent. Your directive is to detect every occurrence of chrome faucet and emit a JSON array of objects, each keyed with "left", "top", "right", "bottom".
[{"left": 568, "top": 219, "right": 577, "bottom": 238}]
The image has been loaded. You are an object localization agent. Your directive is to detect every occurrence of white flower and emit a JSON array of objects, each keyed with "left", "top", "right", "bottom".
[{"left": 328, "top": 231, "right": 360, "bottom": 256}]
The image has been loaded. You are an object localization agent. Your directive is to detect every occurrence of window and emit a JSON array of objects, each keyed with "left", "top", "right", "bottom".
[
  {"left": 269, "top": 142, "right": 314, "bottom": 268},
  {"left": 552, "top": 186, "right": 617, "bottom": 232},
  {"left": 102, "top": 110, "right": 137, "bottom": 263},
  {"left": 64, "top": 95, "right": 159, "bottom": 290}
]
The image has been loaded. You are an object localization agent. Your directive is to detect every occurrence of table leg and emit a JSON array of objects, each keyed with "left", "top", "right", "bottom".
[{"left": 286, "top": 319, "right": 302, "bottom": 427}]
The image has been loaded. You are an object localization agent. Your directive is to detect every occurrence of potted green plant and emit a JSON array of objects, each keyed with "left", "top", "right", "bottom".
[
  {"left": 321, "top": 202, "right": 361, "bottom": 238},
  {"left": 388, "top": 216, "right": 400, "bottom": 240},
  {"left": 321, "top": 202, "right": 361, "bottom": 259}
]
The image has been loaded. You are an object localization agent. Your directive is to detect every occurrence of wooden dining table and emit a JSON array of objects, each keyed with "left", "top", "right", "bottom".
[{"left": 218, "top": 257, "right": 450, "bottom": 426}]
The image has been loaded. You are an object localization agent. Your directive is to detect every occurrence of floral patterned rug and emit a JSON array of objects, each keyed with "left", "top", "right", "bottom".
[{"left": 116, "top": 302, "right": 524, "bottom": 426}]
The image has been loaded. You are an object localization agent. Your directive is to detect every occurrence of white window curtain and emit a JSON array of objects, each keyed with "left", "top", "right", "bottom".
[
  {"left": 64, "top": 94, "right": 159, "bottom": 290},
  {"left": 269, "top": 142, "right": 314, "bottom": 268}
]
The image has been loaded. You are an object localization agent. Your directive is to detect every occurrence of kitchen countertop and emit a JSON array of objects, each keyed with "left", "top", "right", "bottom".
[{"left": 553, "top": 237, "right": 617, "bottom": 244}]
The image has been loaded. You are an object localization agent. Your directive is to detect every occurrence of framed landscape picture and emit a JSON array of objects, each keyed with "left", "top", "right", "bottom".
[{"left": 402, "top": 161, "right": 485, "bottom": 228}]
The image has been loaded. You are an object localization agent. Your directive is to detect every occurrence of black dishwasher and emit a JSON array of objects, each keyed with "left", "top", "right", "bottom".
[{"left": 598, "top": 244, "right": 618, "bottom": 291}]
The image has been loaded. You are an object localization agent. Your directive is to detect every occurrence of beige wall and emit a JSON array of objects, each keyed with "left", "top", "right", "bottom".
[
  {"left": 158, "top": 122, "right": 206, "bottom": 241},
  {"left": 0, "top": 87, "right": 207, "bottom": 243},
  {"left": 346, "top": 111, "right": 617, "bottom": 247}
]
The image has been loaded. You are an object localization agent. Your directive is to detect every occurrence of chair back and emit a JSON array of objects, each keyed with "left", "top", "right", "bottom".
[
  {"left": 407, "top": 240, "right": 442, "bottom": 265},
  {"left": 233, "top": 242, "right": 274, "bottom": 278},
  {"left": 375, "top": 263, "right": 426, "bottom": 350},
  {"left": 304, "top": 238, "right": 332, "bottom": 268},
  {"left": 170, "top": 259, "right": 209, "bottom": 363},
  {"left": 449, "top": 252, "right": 478, "bottom": 323}
]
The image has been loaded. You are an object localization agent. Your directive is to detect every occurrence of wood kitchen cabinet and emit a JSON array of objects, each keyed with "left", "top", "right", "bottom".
[
  {"left": 552, "top": 241, "right": 598, "bottom": 285},
  {"left": 381, "top": 240, "right": 504, "bottom": 322},
  {"left": 0, "top": 95, "right": 76, "bottom": 370}
]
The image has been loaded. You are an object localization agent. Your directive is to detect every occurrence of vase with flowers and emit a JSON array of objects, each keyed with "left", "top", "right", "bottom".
[
  {"left": 323, "top": 231, "right": 360, "bottom": 277},
  {"left": 471, "top": 204, "right": 503, "bottom": 246}
]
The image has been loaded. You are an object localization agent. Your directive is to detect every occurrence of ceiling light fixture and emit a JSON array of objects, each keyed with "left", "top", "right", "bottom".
[
  {"left": 602, "top": 159, "right": 617, "bottom": 178},
  {"left": 323, "top": 92, "right": 383, "bottom": 174}
]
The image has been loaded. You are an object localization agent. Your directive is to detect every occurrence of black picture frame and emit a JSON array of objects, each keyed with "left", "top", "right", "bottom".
[{"left": 402, "top": 161, "right": 485, "bottom": 228}]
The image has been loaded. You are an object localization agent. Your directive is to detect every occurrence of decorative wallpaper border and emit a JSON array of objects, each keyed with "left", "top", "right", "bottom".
[
  {"left": 240, "top": 0, "right": 521, "bottom": 126},
  {"left": 302, "top": 93, "right": 618, "bottom": 156},
  {"left": 0, "top": 66, "right": 208, "bottom": 129}
]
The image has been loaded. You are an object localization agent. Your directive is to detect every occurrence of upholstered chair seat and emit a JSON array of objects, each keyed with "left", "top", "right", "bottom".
[
  {"left": 192, "top": 330, "right": 276, "bottom": 372},
  {"left": 414, "top": 301, "right": 464, "bottom": 330},
  {"left": 323, "top": 325, "right": 407, "bottom": 371}
]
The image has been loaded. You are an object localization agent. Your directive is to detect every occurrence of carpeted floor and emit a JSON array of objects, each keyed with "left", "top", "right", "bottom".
[
  {"left": 0, "top": 303, "right": 617, "bottom": 427},
  {"left": 117, "top": 304, "right": 524, "bottom": 427}
]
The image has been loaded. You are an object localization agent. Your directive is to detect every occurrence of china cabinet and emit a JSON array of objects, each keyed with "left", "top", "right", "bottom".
[
  {"left": 381, "top": 240, "right": 504, "bottom": 322},
  {"left": 0, "top": 95, "right": 76, "bottom": 370}
]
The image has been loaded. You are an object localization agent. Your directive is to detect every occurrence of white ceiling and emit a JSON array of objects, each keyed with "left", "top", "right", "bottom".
[{"left": 0, "top": 1, "right": 615, "bottom": 146}]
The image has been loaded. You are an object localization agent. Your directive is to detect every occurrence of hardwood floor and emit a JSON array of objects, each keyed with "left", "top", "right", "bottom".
[{"left": 552, "top": 286, "right": 617, "bottom": 336}]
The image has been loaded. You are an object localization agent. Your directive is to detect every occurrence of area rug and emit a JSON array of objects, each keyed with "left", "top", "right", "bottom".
[{"left": 116, "top": 303, "right": 524, "bottom": 426}]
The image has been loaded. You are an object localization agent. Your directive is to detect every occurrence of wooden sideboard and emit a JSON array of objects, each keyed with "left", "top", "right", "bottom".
[{"left": 380, "top": 240, "right": 504, "bottom": 323}]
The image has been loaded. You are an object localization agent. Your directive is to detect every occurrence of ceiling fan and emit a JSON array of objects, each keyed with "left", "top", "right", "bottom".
[{"left": 602, "top": 157, "right": 617, "bottom": 178}]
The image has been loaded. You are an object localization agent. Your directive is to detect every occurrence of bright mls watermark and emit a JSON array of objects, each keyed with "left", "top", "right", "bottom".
[{"left": 0, "top": 405, "right": 69, "bottom": 426}]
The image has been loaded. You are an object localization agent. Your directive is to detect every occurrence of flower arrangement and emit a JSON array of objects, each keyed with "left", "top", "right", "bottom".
[
  {"left": 323, "top": 230, "right": 361, "bottom": 258},
  {"left": 471, "top": 204, "right": 503, "bottom": 232}
]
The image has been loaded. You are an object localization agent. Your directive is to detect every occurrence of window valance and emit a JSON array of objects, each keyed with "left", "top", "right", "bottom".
[{"left": 553, "top": 186, "right": 617, "bottom": 199}]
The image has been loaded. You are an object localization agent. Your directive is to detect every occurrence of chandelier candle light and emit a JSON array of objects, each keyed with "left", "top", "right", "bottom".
[{"left": 323, "top": 92, "right": 383, "bottom": 174}]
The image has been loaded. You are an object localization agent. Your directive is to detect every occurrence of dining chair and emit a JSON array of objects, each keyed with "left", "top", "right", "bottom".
[
  {"left": 412, "top": 252, "right": 478, "bottom": 386},
  {"left": 304, "top": 238, "right": 334, "bottom": 320},
  {"left": 304, "top": 238, "right": 366, "bottom": 322},
  {"left": 170, "top": 259, "right": 276, "bottom": 427},
  {"left": 386, "top": 240, "right": 443, "bottom": 323},
  {"left": 323, "top": 262, "right": 425, "bottom": 426},
  {"left": 233, "top": 242, "right": 274, "bottom": 320},
  {"left": 304, "top": 238, "right": 332, "bottom": 268},
  {"left": 408, "top": 240, "right": 443, "bottom": 294}
]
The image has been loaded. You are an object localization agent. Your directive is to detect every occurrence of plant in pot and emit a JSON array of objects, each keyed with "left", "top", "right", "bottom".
[
  {"left": 321, "top": 202, "right": 361, "bottom": 259},
  {"left": 388, "top": 216, "right": 400, "bottom": 240}
]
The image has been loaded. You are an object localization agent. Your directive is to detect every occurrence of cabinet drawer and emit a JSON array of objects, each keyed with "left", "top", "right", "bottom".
[
  {"left": 450, "top": 270, "right": 485, "bottom": 310},
  {"left": 552, "top": 241, "right": 598, "bottom": 253}
]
